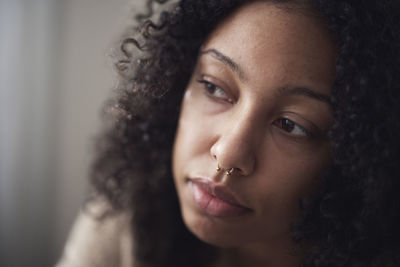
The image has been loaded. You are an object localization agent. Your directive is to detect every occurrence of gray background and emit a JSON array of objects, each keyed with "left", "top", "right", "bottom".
[{"left": 0, "top": 0, "right": 145, "bottom": 266}]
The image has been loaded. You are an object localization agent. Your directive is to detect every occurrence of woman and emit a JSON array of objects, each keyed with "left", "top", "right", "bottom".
[{"left": 57, "top": 0, "right": 400, "bottom": 267}]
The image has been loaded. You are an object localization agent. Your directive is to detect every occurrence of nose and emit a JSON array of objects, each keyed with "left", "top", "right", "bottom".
[{"left": 210, "top": 113, "right": 258, "bottom": 176}]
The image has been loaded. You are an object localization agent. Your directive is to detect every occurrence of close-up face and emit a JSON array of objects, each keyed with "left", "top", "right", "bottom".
[{"left": 172, "top": 1, "right": 336, "bottom": 249}]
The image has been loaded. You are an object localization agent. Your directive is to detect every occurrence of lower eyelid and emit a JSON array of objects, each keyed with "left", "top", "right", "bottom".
[
  {"left": 273, "top": 118, "right": 313, "bottom": 137},
  {"left": 197, "top": 79, "right": 235, "bottom": 104}
]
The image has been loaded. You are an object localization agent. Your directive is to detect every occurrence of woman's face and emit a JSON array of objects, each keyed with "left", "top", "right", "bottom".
[{"left": 172, "top": 2, "right": 335, "bottom": 248}]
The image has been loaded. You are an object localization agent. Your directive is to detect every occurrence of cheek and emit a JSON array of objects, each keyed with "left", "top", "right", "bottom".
[
  {"left": 254, "top": 145, "right": 330, "bottom": 217},
  {"left": 172, "top": 91, "right": 213, "bottom": 178}
]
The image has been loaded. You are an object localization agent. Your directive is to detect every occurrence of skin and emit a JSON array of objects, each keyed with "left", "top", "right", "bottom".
[{"left": 172, "top": 2, "right": 336, "bottom": 267}]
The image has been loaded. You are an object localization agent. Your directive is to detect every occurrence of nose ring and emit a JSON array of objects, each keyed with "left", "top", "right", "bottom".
[
  {"left": 216, "top": 164, "right": 221, "bottom": 172},
  {"left": 226, "top": 168, "right": 235, "bottom": 176},
  {"left": 216, "top": 164, "right": 235, "bottom": 176}
]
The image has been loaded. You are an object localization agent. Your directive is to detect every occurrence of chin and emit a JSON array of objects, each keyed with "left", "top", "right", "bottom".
[{"left": 180, "top": 205, "right": 252, "bottom": 247}]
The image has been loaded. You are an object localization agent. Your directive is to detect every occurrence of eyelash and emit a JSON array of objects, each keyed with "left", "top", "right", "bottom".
[
  {"left": 273, "top": 118, "right": 313, "bottom": 138},
  {"left": 196, "top": 79, "right": 314, "bottom": 138},
  {"left": 196, "top": 79, "right": 233, "bottom": 103}
]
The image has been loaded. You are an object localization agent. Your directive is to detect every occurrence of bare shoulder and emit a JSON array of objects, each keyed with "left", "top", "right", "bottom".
[{"left": 55, "top": 199, "right": 133, "bottom": 267}]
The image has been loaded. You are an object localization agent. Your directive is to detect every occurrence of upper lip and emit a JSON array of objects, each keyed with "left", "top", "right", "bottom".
[{"left": 190, "top": 178, "right": 251, "bottom": 210}]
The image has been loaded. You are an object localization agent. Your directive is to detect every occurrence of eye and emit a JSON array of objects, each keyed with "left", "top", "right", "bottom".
[
  {"left": 197, "top": 79, "right": 233, "bottom": 103},
  {"left": 273, "top": 118, "right": 310, "bottom": 137}
]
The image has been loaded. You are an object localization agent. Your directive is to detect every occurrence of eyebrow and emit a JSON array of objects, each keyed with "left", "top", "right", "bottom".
[
  {"left": 200, "top": 48, "right": 247, "bottom": 81},
  {"left": 200, "top": 48, "right": 331, "bottom": 105},
  {"left": 277, "top": 87, "right": 332, "bottom": 105}
]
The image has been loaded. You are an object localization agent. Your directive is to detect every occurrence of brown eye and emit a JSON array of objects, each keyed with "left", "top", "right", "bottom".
[
  {"left": 274, "top": 118, "right": 309, "bottom": 137},
  {"left": 197, "top": 79, "right": 233, "bottom": 103}
]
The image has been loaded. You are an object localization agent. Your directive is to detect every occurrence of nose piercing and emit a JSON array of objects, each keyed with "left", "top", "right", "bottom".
[
  {"left": 216, "top": 163, "right": 235, "bottom": 176},
  {"left": 216, "top": 164, "right": 221, "bottom": 172},
  {"left": 226, "top": 168, "right": 235, "bottom": 176}
]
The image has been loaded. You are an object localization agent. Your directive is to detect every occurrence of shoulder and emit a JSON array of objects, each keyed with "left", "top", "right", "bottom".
[{"left": 55, "top": 199, "right": 133, "bottom": 267}]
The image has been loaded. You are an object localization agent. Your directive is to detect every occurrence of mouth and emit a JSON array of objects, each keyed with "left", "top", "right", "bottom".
[{"left": 188, "top": 178, "right": 252, "bottom": 217}]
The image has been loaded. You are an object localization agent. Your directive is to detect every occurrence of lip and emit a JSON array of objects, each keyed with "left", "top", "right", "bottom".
[{"left": 188, "top": 178, "right": 252, "bottom": 217}]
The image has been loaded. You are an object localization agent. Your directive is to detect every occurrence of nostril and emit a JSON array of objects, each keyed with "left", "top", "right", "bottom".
[
  {"left": 215, "top": 163, "right": 245, "bottom": 177},
  {"left": 231, "top": 167, "right": 246, "bottom": 176},
  {"left": 209, "top": 135, "right": 255, "bottom": 177},
  {"left": 234, "top": 168, "right": 244, "bottom": 176}
]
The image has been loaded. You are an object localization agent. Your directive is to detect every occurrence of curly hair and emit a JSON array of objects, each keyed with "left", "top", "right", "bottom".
[{"left": 89, "top": 0, "right": 400, "bottom": 266}]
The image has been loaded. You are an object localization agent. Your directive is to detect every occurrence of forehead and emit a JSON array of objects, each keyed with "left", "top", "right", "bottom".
[{"left": 202, "top": 1, "right": 336, "bottom": 94}]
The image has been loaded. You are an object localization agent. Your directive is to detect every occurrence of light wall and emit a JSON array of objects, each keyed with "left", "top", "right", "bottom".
[{"left": 0, "top": 0, "right": 143, "bottom": 266}]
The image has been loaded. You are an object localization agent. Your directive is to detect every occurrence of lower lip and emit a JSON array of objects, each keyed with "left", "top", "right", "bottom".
[{"left": 190, "top": 182, "right": 250, "bottom": 217}]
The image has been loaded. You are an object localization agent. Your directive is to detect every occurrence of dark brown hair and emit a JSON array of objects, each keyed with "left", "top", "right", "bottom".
[{"left": 90, "top": 0, "right": 400, "bottom": 266}]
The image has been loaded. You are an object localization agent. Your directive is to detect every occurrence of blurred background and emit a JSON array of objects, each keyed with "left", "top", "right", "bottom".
[{"left": 0, "top": 0, "right": 144, "bottom": 266}]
